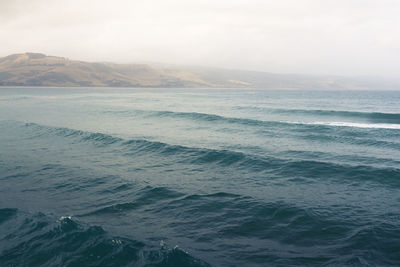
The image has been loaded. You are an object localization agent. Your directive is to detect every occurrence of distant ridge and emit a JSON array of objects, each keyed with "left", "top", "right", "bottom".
[
  {"left": 0, "top": 52, "right": 397, "bottom": 89},
  {"left": 0, "top": 52, "right": 204, "bottom": 88}
]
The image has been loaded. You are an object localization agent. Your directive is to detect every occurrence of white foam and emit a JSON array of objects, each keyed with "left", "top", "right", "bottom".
[
  {"left": 288, "top": 121, "right": 400, "bottom": 130},
  {"left": 112, "top": 239, "right": 122, "bottom": 245},
  {"left": 59, "top": 215, "right": 72, "bottom": 220},
  {"left": 57, "top": 215, "right": 72, "bottom": 223}
]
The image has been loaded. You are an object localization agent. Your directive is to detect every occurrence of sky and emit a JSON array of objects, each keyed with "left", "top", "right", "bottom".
[{"left": 1, "top": 0, "right": 399, "bottom": 79}]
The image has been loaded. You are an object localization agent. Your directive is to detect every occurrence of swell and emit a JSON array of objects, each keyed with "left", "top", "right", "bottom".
[
  {"left": 104, "top": 108, "right": 400, "bottom": 130},
  {"left": 234, "top": 106, "right": 400, "bottom": 124},
  {"left": 105, "top": 109, "right": 280, "bottom": 127},
  {"left": 15, "top": 121, "right": 400, "bottom": 188},
  {"left": 80, "top": 190, "right": 400, "bottom": 266},
  {"left": 0, "top": 208, "right": 210, "bottom": 267},
  {"left": 84, "top": 186, "right": 185, "bottom": 216}
]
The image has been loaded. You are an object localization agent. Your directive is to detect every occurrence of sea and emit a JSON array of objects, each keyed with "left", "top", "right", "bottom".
[{"left": 0, "top": 87, "right": 399, "bottom": 266}]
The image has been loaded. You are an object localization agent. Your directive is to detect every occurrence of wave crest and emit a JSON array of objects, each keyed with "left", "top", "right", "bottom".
[
  {"left": 18, "top": 121, "right": 400, "bottom": 188},
  {"left": 0, "top": 209, "right": 210, "bottom": 266}
]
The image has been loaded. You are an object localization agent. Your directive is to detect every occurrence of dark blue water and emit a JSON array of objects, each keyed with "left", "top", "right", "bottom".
[{"left": 1, "top": 88, "right": 399, "bottom": 266}]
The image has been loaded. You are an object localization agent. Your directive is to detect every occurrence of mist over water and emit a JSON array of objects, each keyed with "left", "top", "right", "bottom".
[
  {"left": 2, "top": 0, "right": 400, "bottom": 79},
  {"left": 1, "top": 88, "right": 400, "bottom": 266}
]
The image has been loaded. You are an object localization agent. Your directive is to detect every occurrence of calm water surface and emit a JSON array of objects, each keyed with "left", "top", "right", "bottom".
[{"left": 0, "top": 88, "right": 399, "bottom": 266}]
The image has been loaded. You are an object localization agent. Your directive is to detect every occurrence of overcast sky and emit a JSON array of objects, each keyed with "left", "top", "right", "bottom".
[{"left": 1, "top": 0, "right": 399, "bottom": 79}]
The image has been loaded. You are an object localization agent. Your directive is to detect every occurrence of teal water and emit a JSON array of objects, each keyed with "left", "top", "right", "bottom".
[{"left": 0, "top": 88, "right": 399, "bottom": 266}]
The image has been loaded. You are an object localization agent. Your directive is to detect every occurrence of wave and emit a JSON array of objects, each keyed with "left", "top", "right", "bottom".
[
  {"left": 13, "top": 122, "right": 400, "bottom": 188},
  {"left": 0, "top": 208, "right": 210, "bottom": 266},
  {"left": 234, "top": 106, "right": 400, "bottom": 124},
  {"left": 81, "top": 190, "right": 400, "bottom": 266},
  {"left": 0, "top": 208, "right": 17, "bottom": 224},
  {"left": 296, "top": 121, "right": 400, "bottom": 130},
  {"left": 104, "top": 108, "right": 400, "bottom": 130},
  {"left": 105, "top": 109, "right": 281, "bottom": 127},
  {"left": 84, "top": 186, "right": 185, "bottom": 216},
  {"left": 13, "top": 120, "right": 399, "bottom": 162},
  {"left": 156, "top": 110, "right": 400, "bottom": 130},
  {"left": 24, "top": 122, "right": 125, "bottom": 145}
]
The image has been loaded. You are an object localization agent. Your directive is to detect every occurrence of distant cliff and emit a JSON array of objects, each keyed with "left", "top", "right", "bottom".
[{"left": 0, "top": 53, "right": 396, "bottom": 90}]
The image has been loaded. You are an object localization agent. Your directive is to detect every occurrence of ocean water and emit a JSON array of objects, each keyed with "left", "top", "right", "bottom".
[{"left": 0, "top": 87, "right": 399, "bottom": 266}]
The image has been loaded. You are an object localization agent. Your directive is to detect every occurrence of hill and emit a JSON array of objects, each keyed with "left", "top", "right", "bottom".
[{"left": 0, "top": 53, "right": 396, "bottom": 89}]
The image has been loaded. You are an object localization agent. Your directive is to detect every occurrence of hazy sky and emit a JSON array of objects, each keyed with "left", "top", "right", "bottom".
[{"left": 1, "top": 0, "right": 399, "bottom": 78}]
